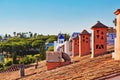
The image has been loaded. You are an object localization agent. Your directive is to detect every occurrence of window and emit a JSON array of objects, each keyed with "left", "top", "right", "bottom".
[
  {"left": 83, "top": 39, "right": 85, "bottom": 42},
  {"left": 111, "top": 34, "right": 114, "bottom": 39},
  {"left": 96, "top": 45, "right": 99, "bottom": 49},
  {"left": 83, "top": 36, "right": 85, "bottom": 38},
  {"left": 96, "top": 44, "right": 104, "bottom": 49},
  {"left": 97, "top": 30, "right": 99, "bottom": 33},
  {"left": 101, "top": 45, "right": 104, "bottom": 49},
  {"left": 101, "top": 36, "right": 104, "bottom": 39},
  {"left": 97, "top": 35, "right": 99, "bottom": 38},
  {"left": 101, "top": 32, "right": 104, "bottom": 35},
  {"left": 61, "top": 41, "right": 63, "bottom": 43}
]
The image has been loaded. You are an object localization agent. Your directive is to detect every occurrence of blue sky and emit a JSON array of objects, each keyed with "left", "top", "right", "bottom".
[{"left": 0, "top": 0, "right": 120, "bottom": 35}]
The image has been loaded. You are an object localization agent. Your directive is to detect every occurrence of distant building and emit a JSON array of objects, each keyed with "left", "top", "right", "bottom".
[
  {"left": 45, "top": 42, "right": 54, "bottom": 50},
  {"left": 107, "top": 27, "right": 116, "bottom": 45},
  {"left": 64, "top": 41, "right": 72, "bottom": 56},
  {"left": 1, "top": 38, "right": 7, "bottom": 42},
  {"left": 54, "top": 32, "right": 76, "bottom": 56},
  {"left": 69, "top": 32, "right": 80, "bottom": 41},
  {"left": 54, "top": 33, "right": 64, "bottom": 52},
  {"left": 69, "top": 32, "right": 80, "bottom": 56}
]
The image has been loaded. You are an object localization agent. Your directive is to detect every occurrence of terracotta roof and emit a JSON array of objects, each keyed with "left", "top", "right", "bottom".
[
  {"left": 0, "top": 46, "right": 118, "bottom": 80},
  {"left": 91, "top": 21, "right": 108, "bottom": 29},
  {"left": 107, "top": 27, "right": 116, "bottom": 33},
  {"left": 80, "top": 29, "right": 90, "bottom": 35}
]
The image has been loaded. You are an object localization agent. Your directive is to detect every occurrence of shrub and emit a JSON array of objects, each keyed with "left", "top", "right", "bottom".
[
  {"left": 4, "top": 60, "right": 12, "bottom": 66},
  {"left": 12, "top": 53, "right": 17, "bottom": 64},
  {"left": 0, "top": 62, "right": 3, "bottom": 68},
  {"left": 32, "top": 56, "right": 35, "bottom": 63},
  {"left": 34, "top": 54, "right": 40, "bottom": 60},
  {"left": 0, "top": 68, "right": 3, "bottom": 71},
  {"left": 19, "top": 55, "right": 35, "bottom": 64},
  {"left": 34, "top": 54, "right": 40, "bottom": 57},
  {"left": 24, "top": 55, "right": 32, "bottom": 64},
  {"left": 47, "top": 46, "right": 54, "bottom": 51},
  {"left": 40, "top": 52, "right": 46, "bottom": 60},
  {"left": 19, "top": 59, "right": 24, "bottom": 64},
  {"left": 0, "top": 62, "right": 4, "bottom": 71}
]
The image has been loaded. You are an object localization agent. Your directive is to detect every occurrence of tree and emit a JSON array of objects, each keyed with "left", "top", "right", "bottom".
[
  {"left": 30, "top": 33, "right": 33, "bottom": 38},
  {"left": 34, "top": 33, "right": 37, "bottom": 38},
  {"left": 4, "top": 34, "right": 8, "bottom": 39},
  {"left": 62, "top": 33, "right": 70, "bottom": 41},
  {"left": 32, "top": 40, "right": 46, "bottom": 60},
  {"left": 39, "top": 41, "right": 46, "bottom": 60},
  {"left": 13, "top": 32, "right": 16, "bottom": 37},
  {"left": 37, "top": 35, "right": 49, "bottom": 41},
  {"left": 46, "top": 38, "right": 56, "bottom": 42},
  {"left": 0, "top": 36, "right": 2, "bottom": 42},
  {"left": 32, "top": 40, "right": 43, "bottom": 48},
  {"left": 8, "top": 34, "right": 11, "bottom": 38},
  {"left": 47, "top": 46, "right": 54, "bottom": 51},
  {"left": 0, "top": 33, "right": 63, "bottom": 63}
]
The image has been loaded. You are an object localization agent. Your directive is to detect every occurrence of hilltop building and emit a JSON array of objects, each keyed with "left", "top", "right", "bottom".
[{"left": 45, "top": 42, "right": 54, "bottom": 50}]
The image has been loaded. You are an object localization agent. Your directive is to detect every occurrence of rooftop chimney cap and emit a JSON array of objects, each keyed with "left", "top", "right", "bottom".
[
  {"left": 79, "top": 29, "right": 90, "bottom": 35},
  {"left": 97, "top": 21, "right": 100, "bottom": 23}
]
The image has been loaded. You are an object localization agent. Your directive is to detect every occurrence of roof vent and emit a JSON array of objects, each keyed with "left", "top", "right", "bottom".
[{"left": 97, "top": 21, "right": 100, "bottom": 23}]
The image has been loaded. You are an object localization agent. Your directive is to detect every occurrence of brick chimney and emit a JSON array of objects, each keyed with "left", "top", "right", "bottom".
[
  {"left": 46, "top": 51, "right": 70, "bottom": 70},
  {"left": 72, "top": 36, "right": 79, "bottom": 56},
  {"left": 91, "top": 21, "right": 108, "bottom": 58},
  {"left": 79, "top": 30, "right": 91, "bottom": 57}
]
